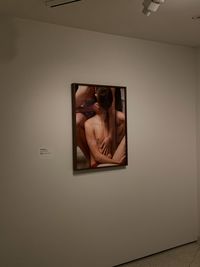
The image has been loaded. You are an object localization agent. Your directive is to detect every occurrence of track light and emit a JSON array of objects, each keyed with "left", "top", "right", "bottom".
[
  {"left": 142, "top": 0, "right": 165, "bottom": 16},
  {"left": 45, "top": 0, "right": 82, "bottom": 8}
]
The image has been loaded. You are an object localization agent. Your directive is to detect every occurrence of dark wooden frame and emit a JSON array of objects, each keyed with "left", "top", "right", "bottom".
[{"left": 71, "top": 83, "right": 128, "bottom": 171}]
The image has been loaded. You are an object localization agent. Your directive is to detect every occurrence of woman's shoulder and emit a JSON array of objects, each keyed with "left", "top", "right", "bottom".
[{"left": 84, "top": 115, "right": 97, "bottom": 128}]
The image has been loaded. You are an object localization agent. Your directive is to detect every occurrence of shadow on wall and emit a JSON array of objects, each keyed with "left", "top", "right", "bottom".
[{"left": 0, "top": 16, "right": 17, "bottom": 62}]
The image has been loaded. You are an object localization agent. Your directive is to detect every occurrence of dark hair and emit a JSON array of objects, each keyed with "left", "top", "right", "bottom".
[
  {"left": 115, "top": 88, "right": 122, "bottom": 111},
  {"left": 96, "top": 87, "right": 113, "bottom": 110}
]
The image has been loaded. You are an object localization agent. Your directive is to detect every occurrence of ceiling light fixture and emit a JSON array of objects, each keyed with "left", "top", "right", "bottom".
[
  {"left": 142, "top": 0, "right": 165, "bottom": 16},
  {"left": 192, "top": 15, "right": 200, "bottom": 20},
  {"left": 45, "top": 0, "right": 82, "bottom": 8}
]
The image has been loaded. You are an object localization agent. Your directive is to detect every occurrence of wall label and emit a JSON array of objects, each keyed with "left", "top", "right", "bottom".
[{"left": 39, "top": 147, "right": 53, "bottom": 158}]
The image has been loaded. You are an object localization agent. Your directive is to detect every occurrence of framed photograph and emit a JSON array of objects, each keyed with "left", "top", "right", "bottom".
[{"left": 71, "top": 83, "right": 128, "bottom": 171}]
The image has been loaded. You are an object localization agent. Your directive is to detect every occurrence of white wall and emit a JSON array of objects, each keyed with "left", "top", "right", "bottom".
[
  {"left": 0, "top": 18, "right": 198, "bottom": 267},
  {"left": 197, "top": 48, "right": 200, "bottom": 237}
]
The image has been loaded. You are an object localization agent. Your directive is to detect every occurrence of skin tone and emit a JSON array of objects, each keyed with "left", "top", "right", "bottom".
[
  {"left": 75, "top": 86, "right": 95, "bottom": 109},
  {"left": 76, "top": 112, "right": 89, "bottom": 160},
  {"left": 99, "top": 87, "right": 116, "bottom": 156},
  {"left": 84, "top": 101, "right": 126, "bottom": 167},
  {"left": 75, "top": 85, "right": 126, "bottom": 168},
  {"left": 75, "top": 86, "right": 95, "bottom": 160}
]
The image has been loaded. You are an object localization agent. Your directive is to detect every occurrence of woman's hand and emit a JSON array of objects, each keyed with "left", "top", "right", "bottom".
[{"left": 100, "top": 136, "right": 112, "bottom": 156}]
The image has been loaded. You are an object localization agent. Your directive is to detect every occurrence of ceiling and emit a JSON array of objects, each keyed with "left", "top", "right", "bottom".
[{"left": 1, "top": 0, "right": 200, "bottom": 47}]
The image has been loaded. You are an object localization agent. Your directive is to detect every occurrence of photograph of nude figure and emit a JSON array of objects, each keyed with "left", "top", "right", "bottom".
[{"left": 71, "top": 83, "right": 128, "bottom": 171}]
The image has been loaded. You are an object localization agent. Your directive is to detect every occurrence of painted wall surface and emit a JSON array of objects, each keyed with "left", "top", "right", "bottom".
[
  {"left": 0, "top": 18, "right": 198, "bottom": 267},
  {"left": 197, "top": 48, "right": 200, "bottom": 237}
]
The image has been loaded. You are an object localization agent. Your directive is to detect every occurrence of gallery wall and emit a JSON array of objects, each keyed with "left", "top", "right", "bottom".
[
  {"left": 197, "top": 48, "right": 200, "bottom": 236},
  {"left": 0, "top": 18, "right": 198, "bottom": 267}
]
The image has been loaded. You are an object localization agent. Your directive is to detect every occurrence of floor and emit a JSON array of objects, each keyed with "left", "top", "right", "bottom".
[{"left": 119, "top": 242, "right": 200, "bottom": 267}]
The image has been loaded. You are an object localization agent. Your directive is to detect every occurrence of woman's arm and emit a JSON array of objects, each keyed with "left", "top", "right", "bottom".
[
  {"left": 112, "top": 136, "right": 126, "bottom": 164},
  {"left": 75, "top": 86, "right": 95, "bottom": 108}
]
